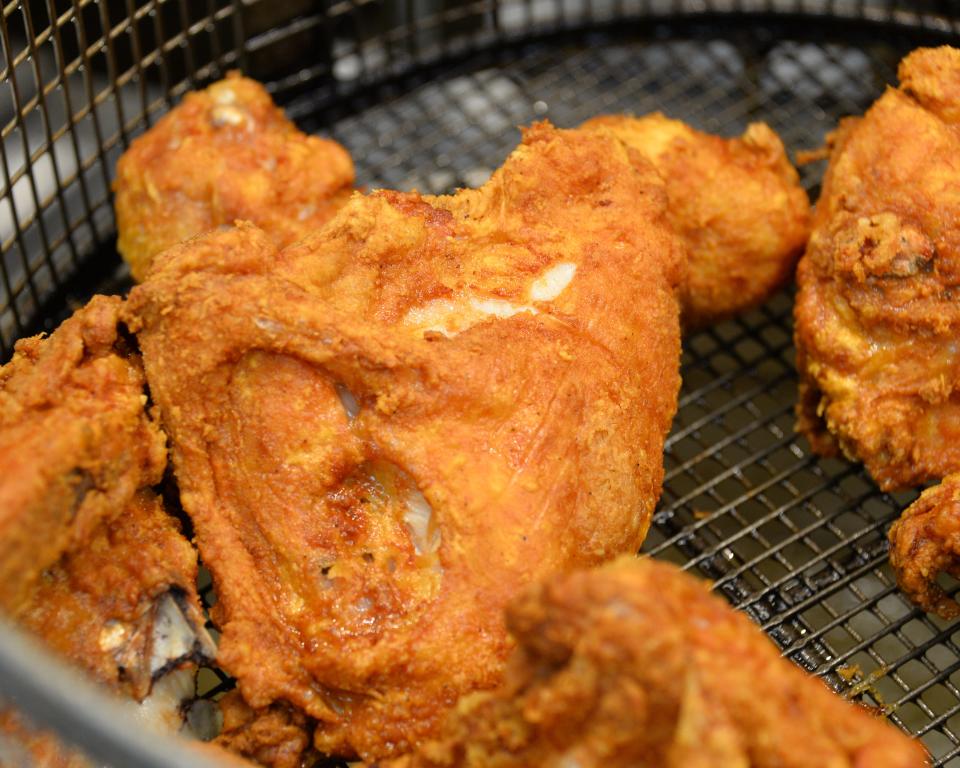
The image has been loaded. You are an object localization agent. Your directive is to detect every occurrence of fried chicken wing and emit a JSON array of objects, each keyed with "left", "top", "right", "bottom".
[
  {"left": 125, "top": 121, "right": 686, "bottom": 760},
  {"left": 795, "top": 46, "right": 960, "bottom": 491},
  {"left": 382, "top": 557, "right": 927, "bottom": 768},
  {"left": 114, "top": 72, "right": 354, "bottom": 281},
  {"left": 16, "top": 490, "right": 214, "bottom": 718},
  {"left": 0, "top": 298, "right": 214, "bottom": 754},
  {"left": 583, "top": 113, "right": 810, "bottom": 328}
]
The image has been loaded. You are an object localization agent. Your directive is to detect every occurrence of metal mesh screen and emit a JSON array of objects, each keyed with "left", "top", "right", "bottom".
[{"left": 3, "top": 1, "right": 960, "bottom": 766}]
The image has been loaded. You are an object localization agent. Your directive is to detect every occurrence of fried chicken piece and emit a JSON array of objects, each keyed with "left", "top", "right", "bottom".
[
  {"left": 0, "top": 297, "right": 215, "bottom": 755},
  {"left": 126, "top": 121, "right": 686, "bottom": 760},
  {"left": 114, "top": 71, "right": 354, "bottom": 281},
  {"left": 795, "top": 46, "right": 960, "bottom": 490},
  {"left": 15, "top": 490, "right": 215, "bottom": 718},
  {"left": 0, "top": 295, "right": 166, "bottom": 614},
  {"left": 382, "top": 557, "right": 927, "bottom": 768},
  {"left": 214, "top": 692, "right": 317, "bottom": 768},
  {"left": 889, "top": 474, "right": 960, "bottom": 619},
  {"left": 582, "top": 113, "right": 810, "bottom": 328}
]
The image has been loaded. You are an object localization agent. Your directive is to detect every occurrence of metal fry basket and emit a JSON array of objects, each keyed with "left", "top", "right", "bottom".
[{"left": 2, "top": 0, "right": 960, "bottom": 765}]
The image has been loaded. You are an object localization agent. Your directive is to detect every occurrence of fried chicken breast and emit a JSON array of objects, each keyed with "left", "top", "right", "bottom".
[
  {"left": 125, "top": 121, "right": 686, "bottom": 761},
  {"left": 382, "top": 557, "right": 927, "bottom": 768},
  {"left": 795, "top": 46, "right": 960, "bottom": 491},
  {"left": 583, "top": 113, "right": 810, "bottom": 328},
  {"left": 114, "top": 72, "right": 354, "bottom": 281}
]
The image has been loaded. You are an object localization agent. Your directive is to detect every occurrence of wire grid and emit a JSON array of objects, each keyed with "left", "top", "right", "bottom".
[
  {"left": 300, "top": 24, "right": 960, "bottom": 765},
  {"left": 4, "top": 2, "right": 960, "bottom": 767},
  {"left": 4, "top": 0, "right": 960, "bottom": 360},
  {"left": 0, "top": 0, "right": 243, "bottom": 359}
]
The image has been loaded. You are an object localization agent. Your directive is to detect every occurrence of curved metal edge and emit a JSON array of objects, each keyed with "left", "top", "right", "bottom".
[{"left": 0, "top": 615, "right": 225, "bottom": 768}]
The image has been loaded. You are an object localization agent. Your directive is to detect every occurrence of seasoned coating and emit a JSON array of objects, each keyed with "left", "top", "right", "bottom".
[
  {"left": 114, "top": 72, "right": 354, "bottom": 281},
  {"left": 0, "top": 492, "right": 217, "bottom": 766},
  {"left": 126, "top": 122, "right": 685, "bottom": 761},
  {"left": 795, "top": 46, "right": 960, "bottom": 491},
  {"left": 15, "top": 490, "right": 212, "bottom": 705},
  {"left": 384, "top": 557, "right": 928, "bottom": 768},
  {"left": 0, "top": 296, "right": 166, "bottom": 614},
  {"left": 0, "top": 298, "right": 214, "bottom": 762},
  {"left": 214, "top": 692, "right": 317, "bottom": 768},
  {"left": 889, "top": 474, "right": 960, "bottom": 619},
  {"left": 582, "top": 113, "right": 810, "bottom": 328}
]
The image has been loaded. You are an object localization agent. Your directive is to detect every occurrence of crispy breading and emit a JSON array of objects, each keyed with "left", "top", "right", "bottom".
[
  {"left": 0, "top": 490, "right": 217, "bottom": 766},
  {"left": 382, "top": 557, "right": 927, "bottom": 768},
  {"left": 0, "top": 299, "right": 214, "bottom": 763},
  {"left": 583, "top": 113, "right": 810, "bottom": 328},
  {"left": 125, "top": 121, "right": 685, "bottom": 760},
  {"left": 16, "top": 490, "right": 211, "bottom": 702},
  {"left": 214, "top": 691, "right": 317, "bottom": 768},
  {"left": 0, "top": 296, "right": 166, "bottom": 614},
  {"left": 114, "top": 72, "right": 354, "bottom": 281},
  {"left": 889, "top": 474, "right": 960, "bottom": 619},
  {"left": 795, "top": 46, "right": 960, "bottom": 491}
]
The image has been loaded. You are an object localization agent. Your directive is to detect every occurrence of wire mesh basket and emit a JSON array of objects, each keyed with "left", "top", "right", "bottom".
[{"left": 3, "top": 0, "right": 960, "bottom": 766}]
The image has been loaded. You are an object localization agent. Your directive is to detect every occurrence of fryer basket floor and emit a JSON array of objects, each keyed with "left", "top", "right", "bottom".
[{"left": 4, "top": 8, "right": 960, "bottom": 766}]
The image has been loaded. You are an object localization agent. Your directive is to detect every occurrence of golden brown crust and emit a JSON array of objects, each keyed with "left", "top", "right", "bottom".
[
  {"left": 0, "top": 296, "right": 166, "bottom": 614},
  {"left": 0, "top": 298, "right": 212, "bottom": 762},
  {"left": 383, "top": 557, "right": 928, "bottom": 768},
  {"left": 15, "top": 490, "right": 207, "bottom": 700},
  {"left": 126, "top": 121, "right": 685, "bottom": 760},
  {"left": 582, "top": 113, "right": 811, "bottom": 328},
  {"left": 899, "top": 46, "right": 960, "bottom": 125},
  {"left": 889, "top": 474, "right": 960, "bottom": 619},
  {"left": 213, "top": 691, "right": 316, "bottom": 768},
  {"left": 114, "top": 72, "right": 354, "bottom": 281},
  {"left": 794, "top": 46, "right": 960, "bottom": 491}
]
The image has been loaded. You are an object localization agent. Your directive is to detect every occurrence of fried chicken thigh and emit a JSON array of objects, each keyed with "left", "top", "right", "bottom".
[
  {"left": 0, "top": 297, "right": 214, "bottom": 754},
  {"left": 583, "top": 113, "right": 810, "bottom": 328},
  {"left": 114, "top": 72, "right": 354, "bottom": 281},
  {"left": 383, "top": 557, "right": 927, "bottom": 768},
  {"left": 126, "top": 122, "right": 686, "bottom": 760},
  {"left": 795, "top": 46, "right": 960, "bottom": 491}
]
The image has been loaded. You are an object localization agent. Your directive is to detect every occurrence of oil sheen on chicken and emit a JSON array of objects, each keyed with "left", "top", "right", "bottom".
[
  {"left": 382, "top": 557, "right": 927, "bottom": 768},
  {"left": 0, "top": 297, "right": 215, "bottom": 762},
  {"left": 126, "top": 121, "right": 686, "bottom": 761},
  {"left": 795, "top": 46, "right": 960, "bottom": 491},
  {"left": 113, "top": 72, "right": 354, "bottom": 281}
]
